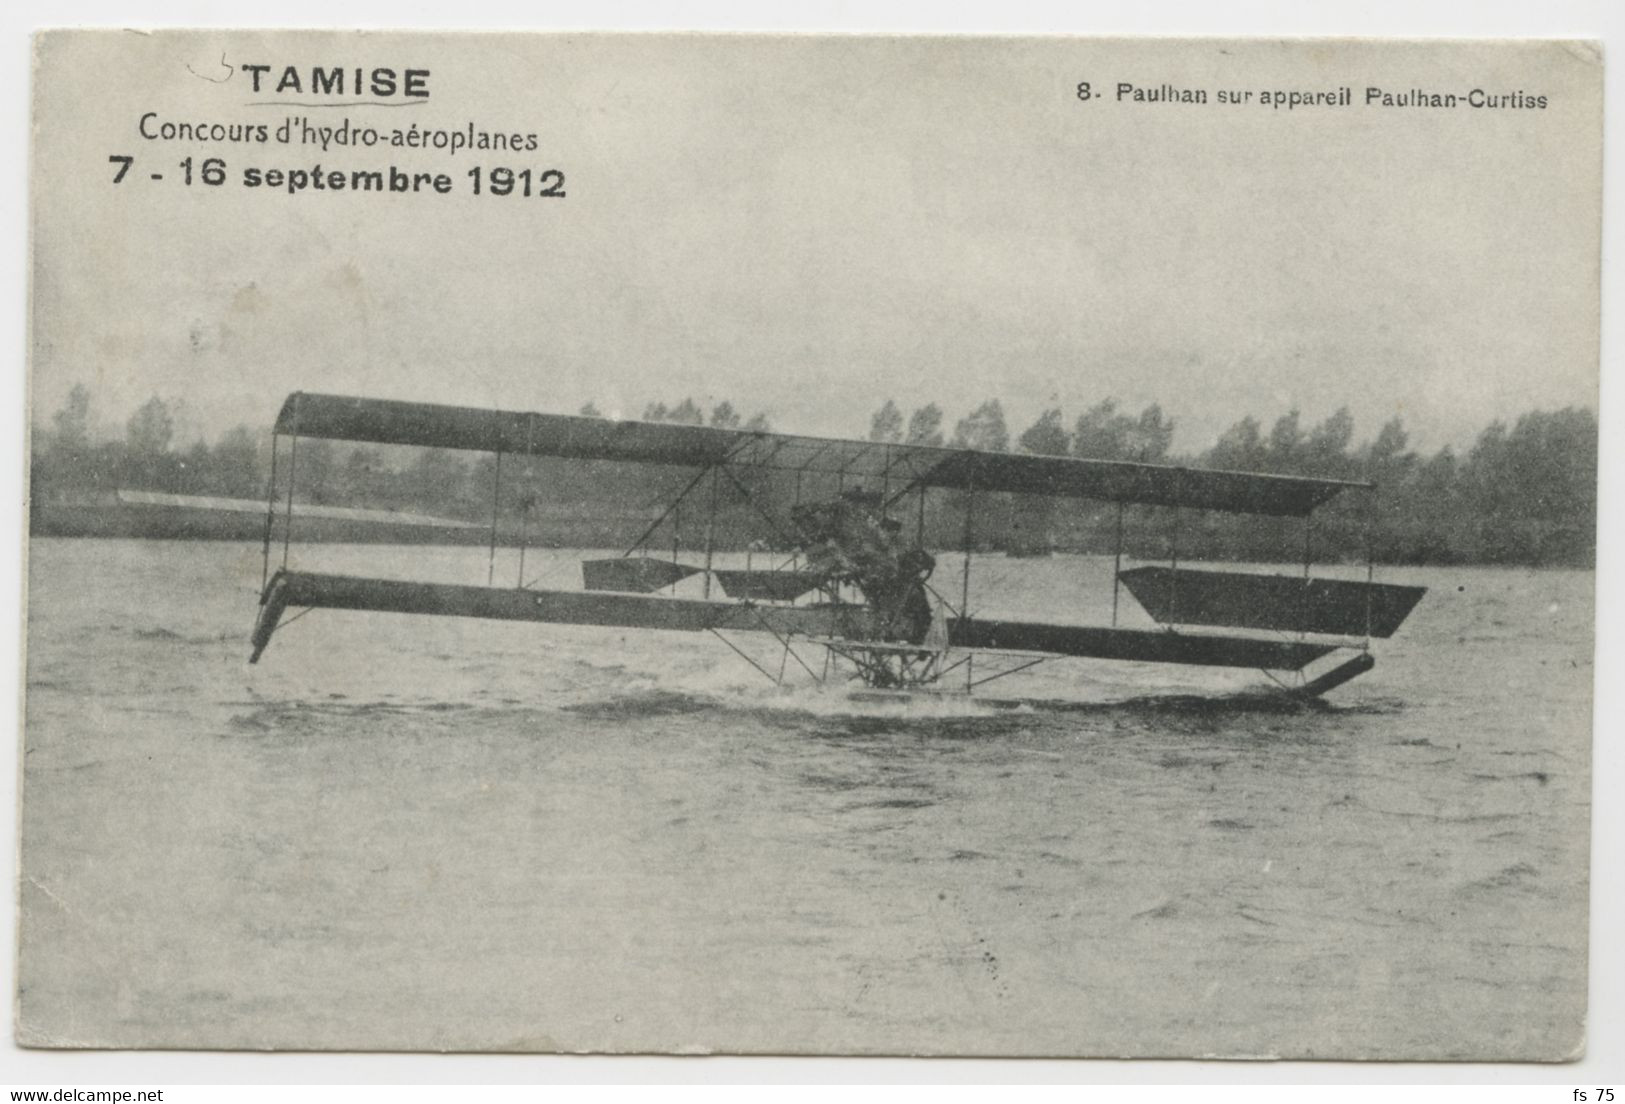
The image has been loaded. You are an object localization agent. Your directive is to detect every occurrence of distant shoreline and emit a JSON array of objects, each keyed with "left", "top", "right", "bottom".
[{"left": 24, "top": 528, "right": 1594, "bottom": 571}]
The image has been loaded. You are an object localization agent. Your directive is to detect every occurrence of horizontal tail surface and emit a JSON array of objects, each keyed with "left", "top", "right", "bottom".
[{"left": 580, "top": 557, "right": 703, "bottom": 593}]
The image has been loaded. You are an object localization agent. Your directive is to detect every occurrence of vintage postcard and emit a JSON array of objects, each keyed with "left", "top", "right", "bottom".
[{"left": 19, "top": 31, "right": 1601, "bottom": 1058}]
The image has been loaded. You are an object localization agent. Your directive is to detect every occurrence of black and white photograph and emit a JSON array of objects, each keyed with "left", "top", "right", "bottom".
[{"left": 15, "top": 27, "right": 1604, "bottom": 1066}]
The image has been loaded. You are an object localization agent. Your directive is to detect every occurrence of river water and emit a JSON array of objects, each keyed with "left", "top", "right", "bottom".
[{"left": 18, "top": 539, "right": 1593, "bottom": 1058}]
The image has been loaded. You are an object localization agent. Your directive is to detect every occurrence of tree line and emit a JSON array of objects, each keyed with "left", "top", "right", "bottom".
[
  {"left": 29, "top": 384, "right": 1597, "bottom": 566},
  {"left": 868, "top": 397, "right": 1595, "bottom": 566}
]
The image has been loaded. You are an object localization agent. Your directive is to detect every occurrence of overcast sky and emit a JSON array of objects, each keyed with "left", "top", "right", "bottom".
[{"left": 31, "top": 32, "right": 1602, "bottom": 455}]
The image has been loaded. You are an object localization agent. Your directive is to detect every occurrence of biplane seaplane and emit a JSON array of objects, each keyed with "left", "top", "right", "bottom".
[{"left": 248, "top": 393, "right": 1425, "bottom": 702}]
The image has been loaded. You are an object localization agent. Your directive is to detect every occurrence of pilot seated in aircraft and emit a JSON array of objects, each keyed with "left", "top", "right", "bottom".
[{"left": 790, "top": 491, "right": 936, "bottom": 644}]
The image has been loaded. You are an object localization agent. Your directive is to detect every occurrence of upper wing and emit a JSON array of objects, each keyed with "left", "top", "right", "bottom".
[{"left": 273, "top": 392, "right": 1366, "bottom": 517}]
